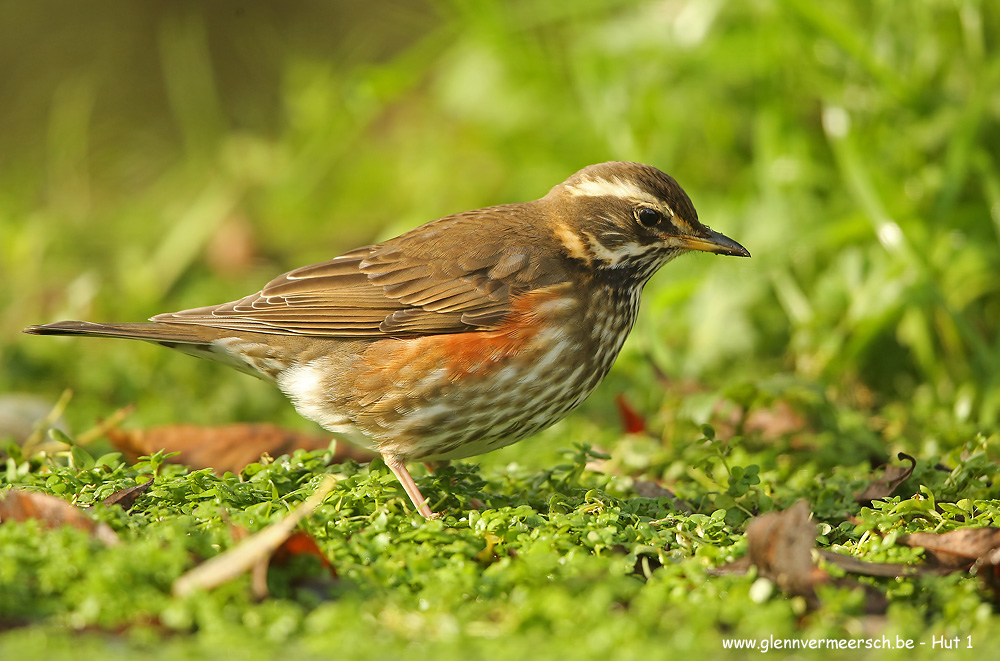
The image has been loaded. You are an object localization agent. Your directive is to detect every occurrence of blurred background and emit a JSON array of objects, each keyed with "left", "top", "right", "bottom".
[{"left": 2, "top": 0, "right": 998, "bottom": 462}]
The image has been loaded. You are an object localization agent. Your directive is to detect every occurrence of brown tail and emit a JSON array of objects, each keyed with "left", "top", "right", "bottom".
[{"left": 23, "top": 320, "right": 218, "bottom": 346}]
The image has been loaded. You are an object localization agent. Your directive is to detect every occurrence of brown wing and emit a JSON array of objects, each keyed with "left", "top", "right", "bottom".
[{"left": 152, "top": 205, "right": 566, "bottom": 337}]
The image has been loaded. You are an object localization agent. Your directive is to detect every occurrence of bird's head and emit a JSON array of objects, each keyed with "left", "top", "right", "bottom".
[{"left": 544, "top": 162, "right": 749, "bottom": 279}]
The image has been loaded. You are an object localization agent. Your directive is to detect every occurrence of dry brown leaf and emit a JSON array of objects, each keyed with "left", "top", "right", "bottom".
[
  {"left": 99, "top": 479, "right": 154, "bottom": 511},
  {"left": 746, "top": 501, "right": 825, "bottom": 606},
  {"left": 854, "top": 453, "right": 916, "bottom": 505},
  {"left": 900, "top": 528, "right": 1000, "bottom": 599},
  {"left": 714, "top": 504, "right": 1000, "bottom": 611},
  {"left": 0, "top": 489, "right": 119, "bottom": 546},
  {"left": 717, "top": 502, "right": 894, "bottom": 613},
  {"left": 106, "top": 423, "right": 376, "bottom": 474},
  {"left": 899, "top": 528, "right": 1000, "bottom": 569}
]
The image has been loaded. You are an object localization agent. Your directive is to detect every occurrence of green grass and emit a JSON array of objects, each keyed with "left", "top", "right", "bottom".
[{"left": 2, "top": 0, "right": 1000, "bottom": 658}]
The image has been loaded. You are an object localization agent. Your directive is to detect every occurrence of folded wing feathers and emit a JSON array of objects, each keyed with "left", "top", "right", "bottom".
[{"left": 155, "top": 240, "right": 541, "bottom": 337}]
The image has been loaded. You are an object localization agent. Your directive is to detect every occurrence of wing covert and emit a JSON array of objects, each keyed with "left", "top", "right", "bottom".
[{"left": 152, "top": 206, "right": 565, "bottom": 337}]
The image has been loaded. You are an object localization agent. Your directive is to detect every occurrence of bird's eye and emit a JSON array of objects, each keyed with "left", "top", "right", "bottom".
[{"left": 636, "top": 207, "right": 662, "bottom": 227}]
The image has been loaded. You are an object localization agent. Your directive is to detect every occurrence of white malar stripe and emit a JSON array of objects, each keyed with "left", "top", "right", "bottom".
[{"left": 565, "top": 176, "right": 661, "bottom": 206}]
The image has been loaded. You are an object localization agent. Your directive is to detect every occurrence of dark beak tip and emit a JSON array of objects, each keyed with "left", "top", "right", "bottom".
[
  {"left": 721, "top": 245, "right": 751, "bottom": 258},
  {"left": 704, "top": 229, "right": 750, "bottom": 258}
]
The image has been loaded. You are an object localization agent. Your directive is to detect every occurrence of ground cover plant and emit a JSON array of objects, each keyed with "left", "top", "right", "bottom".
[{"left": 2, "top": 1, "right": 999, "bottom": 659}]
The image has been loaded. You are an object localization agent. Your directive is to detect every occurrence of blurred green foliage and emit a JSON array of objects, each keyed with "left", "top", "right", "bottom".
[
  {"left": 3, "top": 0, "right": 998, "bottom": 433},
  {"left": 2, "top": 0, "right": 1000, "bottom": 658}
]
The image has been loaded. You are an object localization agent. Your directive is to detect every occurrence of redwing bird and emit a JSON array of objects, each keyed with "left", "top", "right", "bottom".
[{"left": 25, "top": 161, "right": 749, "bottom": 518}]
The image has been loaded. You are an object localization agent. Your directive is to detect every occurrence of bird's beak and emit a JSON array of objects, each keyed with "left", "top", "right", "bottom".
[{"left": 676, "top": 228, "right": 750, "bottom": 257}]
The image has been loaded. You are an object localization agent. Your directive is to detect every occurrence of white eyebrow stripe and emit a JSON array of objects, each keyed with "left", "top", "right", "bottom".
[
  {"left": 565, "top": 177, "right": 661, "bottom": 206},
  {"left": 567, "top": 177, "right": 695, "bottom": 233}
]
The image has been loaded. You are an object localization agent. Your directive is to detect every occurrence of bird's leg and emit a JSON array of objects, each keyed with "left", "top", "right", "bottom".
[{"left": 383, "top": 452, "right": 436, "bottom": 519}]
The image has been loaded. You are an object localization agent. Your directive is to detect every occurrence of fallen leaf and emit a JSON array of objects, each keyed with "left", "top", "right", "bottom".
[
  {"left": 854, "top": 453, "right": 916, "bottom": 505},
  {"left": 899, "top": 528, "right": 1000, "bottom": 569},
  {"left": 238, "top": 526, "right": 337, "bottom": 600},
  {"left": 898, "top": 528, "right": 1000, "bottom": 599},
  {"left": 255, "top": 531, "right": 339, "bottom": 601},
  {"left": 272, "top": 531, "right": 336, "bottom": 573},
  {"left": 745, "top": 501, "right": 824, "bottom": 606},
  {"left": 0, "top": 489, "right": 119, "bottom": 546},
  {"left": 99, "top": 478, "right": 154, "bottom": 511},
  {"left": 106, "top": 423, "right": 376, "bottom": 474},
  {"left": 172, "top": 474, "right": 338, "bottom": 598},
  {"left": 714, "top": 501, "right": 893, "bottom": 613}
]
